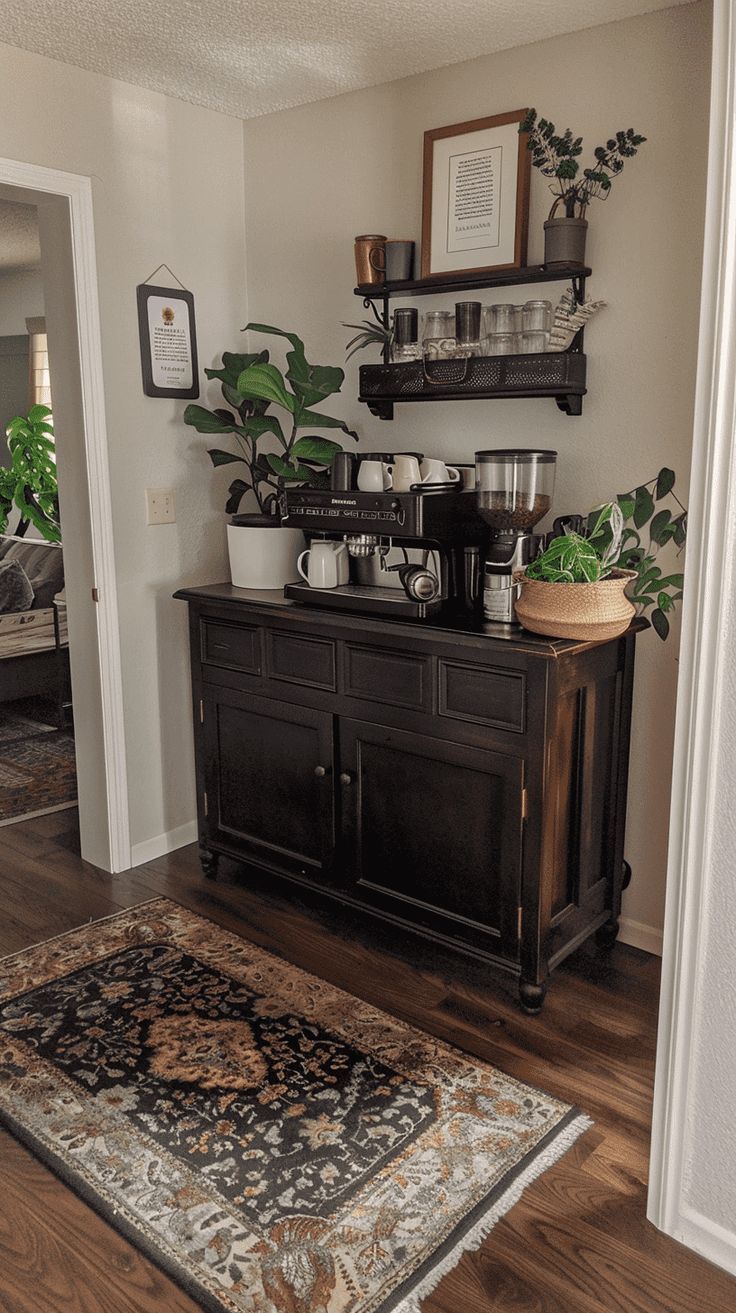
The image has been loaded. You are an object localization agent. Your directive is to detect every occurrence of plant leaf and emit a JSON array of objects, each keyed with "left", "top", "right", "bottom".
[
  {"left": 266, "top": 453, "right": 312, "bottom": 480},
  {"left": 183, "top": 404, "right": 247, "bottom": 435},
  {"left": 237, "top": 363, "right": 295, "bottom": 413},
  {"left": 633, "top": 485, "right": 656, "bottom": 528},
  {"left": 243, "top": 322, "right": 345, "bottom": 409},
  {"left": 649, "top": 508, "right": 673, "bottom": 545},
  {"left": 651, "top": 608, "right": 670, "bottom": 640},
  {"left": 225, "top": 479, "right": 251, "bottom": 515},
  {"left": 294, "top": 407, "right": 358, "bottom": 439},
  {"left": 290, "top": 437, "right": 343, "bottom": 465},
  {"left": 208, "top": 448, "right": 248, "bottom": 467},
  {"left": 656, "top": 467, "right": 676, "bottom": 499}
]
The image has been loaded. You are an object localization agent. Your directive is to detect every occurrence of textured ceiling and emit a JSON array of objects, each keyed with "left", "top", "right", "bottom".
[
  {"left": 0, "top": 200, "right": 40, "bottom": 272},
  {"left": 0, "top": 0, "right": 693, "bottom": 121}
]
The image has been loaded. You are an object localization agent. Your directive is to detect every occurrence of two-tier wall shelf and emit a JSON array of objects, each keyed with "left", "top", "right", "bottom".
[{"left": 354, "top": 263, "right": 591, "bottom": 421}]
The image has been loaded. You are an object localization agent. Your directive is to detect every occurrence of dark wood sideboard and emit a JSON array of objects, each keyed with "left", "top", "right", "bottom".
[{"left": 175, "top": 584, "right": 640, "bottom": 1012}]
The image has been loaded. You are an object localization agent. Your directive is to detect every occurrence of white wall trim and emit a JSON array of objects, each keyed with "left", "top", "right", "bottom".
[
  {"left": 647, "top": 0, "right": 736, "bottom": 1267},
  {"left": 130, "top": 820, "right": 198, "bottom": 868},
  {"left": 618, "top": 918, "right": 663, "bottom": 957},
  {"left": 0, "top": 155, "right": 131, "bottom": 873},
  {"left": 675, "top": 1208, "right": 736, "bottom": 1282}
]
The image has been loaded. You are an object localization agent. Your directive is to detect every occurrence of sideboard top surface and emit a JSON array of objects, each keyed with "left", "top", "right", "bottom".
[{"left": 174, "top": 583, "right": 645, "bottom": 660}]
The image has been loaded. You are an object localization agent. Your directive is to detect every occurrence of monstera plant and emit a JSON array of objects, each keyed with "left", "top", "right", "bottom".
[
  {"left": 184, "top": 323, "right": 357, "bottom": 517},
  {"left": 0, "top": 404, "right": 60, "bottom": 542}
]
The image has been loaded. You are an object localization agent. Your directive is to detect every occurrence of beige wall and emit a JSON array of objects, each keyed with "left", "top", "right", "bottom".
[
  {"left": 0, "top": 267, "right": 44, "bottom": 335},
  {"left": 0, "top": 41, "right": 246, "bottom": 855},
  {"left": 242, "top": 2, "right": 711, "bottom": 947}
]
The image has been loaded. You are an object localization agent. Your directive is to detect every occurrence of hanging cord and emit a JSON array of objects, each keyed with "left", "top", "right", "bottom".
[{"left": 141, "top": 263, "right": 188, "bottom": 290}]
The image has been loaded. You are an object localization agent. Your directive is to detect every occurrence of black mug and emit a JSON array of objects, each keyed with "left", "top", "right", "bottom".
[{"left": 331, "top": 452, "right": 357, "bottom": 490}]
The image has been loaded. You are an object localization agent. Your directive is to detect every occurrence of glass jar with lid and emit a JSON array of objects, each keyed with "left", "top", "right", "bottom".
[
  {"left": 521, "top": 300, "right": 552, "bottom": 333},
  {"left": 422, "top": 309, "right": 456, "bottom": 360}
]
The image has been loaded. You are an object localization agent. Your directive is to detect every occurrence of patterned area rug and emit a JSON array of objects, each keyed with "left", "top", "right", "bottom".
[
  {"left": 0, "top": 699, "right": 76, "bottom": 825},
  {"left": 0, "top": 900, "right": 590, "bottom": 1313}
]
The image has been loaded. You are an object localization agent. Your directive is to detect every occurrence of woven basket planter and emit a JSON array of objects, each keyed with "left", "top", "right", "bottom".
[{"left": 513, "top": 568, "right": 637, "bottom": 642}]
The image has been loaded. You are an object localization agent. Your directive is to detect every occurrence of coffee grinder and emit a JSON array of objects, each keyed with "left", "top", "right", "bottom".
[{"left": 475, "top": 449, "right": 557, "bottom": 624}]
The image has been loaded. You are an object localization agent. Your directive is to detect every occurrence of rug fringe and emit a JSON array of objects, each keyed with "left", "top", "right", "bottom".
[{"left": 391, "top": 1112, "right": 593, "bottom": 1313}]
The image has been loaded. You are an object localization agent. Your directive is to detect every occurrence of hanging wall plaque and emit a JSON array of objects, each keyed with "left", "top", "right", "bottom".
[{"left": 136, "top": 269, "right": 199, "bottom": 398}]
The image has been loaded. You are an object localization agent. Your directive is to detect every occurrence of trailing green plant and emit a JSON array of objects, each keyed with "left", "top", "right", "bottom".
[
  {"left": 0, "top": 404, "right": 60, "bottom": 542},
  {"left": 184, "top": 323, "right": 358, "bottom": 515},
  {"left": 519, "top": 110, "right": 646, "bottom": 219},
  {"left": 525, "top": 469, "right": 687, "bottom": 640},
  {"left": 342, "top": 319, "right": 394, "bottom": 362}
]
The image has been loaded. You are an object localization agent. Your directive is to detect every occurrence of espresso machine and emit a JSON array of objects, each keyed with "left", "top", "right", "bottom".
[
  {"left": 282, "top": 475, "right": 486, "bottom": 620},
  {"left": 476, "top": 449, "right": 557, "bottom": 624}
]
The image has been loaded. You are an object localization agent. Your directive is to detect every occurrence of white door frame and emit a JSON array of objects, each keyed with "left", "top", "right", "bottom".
[
  {"left": 647, "top": 0, "right": 736, "bottom": 1275},
  {"left": 0, "top": 156, "right": 130, "bottom": 872}
]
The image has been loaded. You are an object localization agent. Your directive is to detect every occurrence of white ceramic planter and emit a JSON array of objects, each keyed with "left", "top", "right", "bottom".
[{"left": 226, "top": 520, "right": 305, "bottom": 590}]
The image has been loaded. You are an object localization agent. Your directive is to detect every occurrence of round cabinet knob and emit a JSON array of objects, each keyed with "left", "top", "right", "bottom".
[
  {"left": 314, "top": 765, "right": 327, "bottom": 778},
  {"left": 339, "top": 772, "right": 353, "bottom": 786}
]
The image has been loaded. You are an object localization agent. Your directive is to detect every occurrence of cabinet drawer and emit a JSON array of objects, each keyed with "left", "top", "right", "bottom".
[
  {"left": 439, "top": 660, "right": 525, "bottom": 733},
  {"left": 345, "top": 643, "right": 429, "bottom": 711},
  {"left": 267, "top": 630, "right": 336, "bottom": 690},
  {"left": 201, "top": 619, "right": 261, "bottom": 674}
]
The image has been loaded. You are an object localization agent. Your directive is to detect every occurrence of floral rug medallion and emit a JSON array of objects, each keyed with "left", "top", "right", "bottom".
[{"left": 0, "top": 899, "right": 590, "bottom": 1313}]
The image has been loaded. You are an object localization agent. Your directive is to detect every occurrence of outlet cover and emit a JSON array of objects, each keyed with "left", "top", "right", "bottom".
[{"left": 145, "top": 488, "right": 176, "bottom": 525}]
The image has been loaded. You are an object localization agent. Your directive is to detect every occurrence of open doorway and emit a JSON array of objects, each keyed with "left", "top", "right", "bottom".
[
  {"left": 0, "top": 162, "right": 129, "bottom": 872},
  {"left": 0, "top": 198, "right": 76, "bottom": 830}
]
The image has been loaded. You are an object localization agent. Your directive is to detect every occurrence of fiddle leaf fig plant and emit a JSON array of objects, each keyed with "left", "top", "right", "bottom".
[
  {"left": 526, "top": 469, "right": 687, "bottom": 640},
  {"left": 184, "top": 323, "right": 358, "bottom": 515},
  {"left": 0, "top": 404, "right": 60, "bottom": 542}
]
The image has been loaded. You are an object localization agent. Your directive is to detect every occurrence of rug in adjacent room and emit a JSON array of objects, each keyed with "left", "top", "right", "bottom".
[
  {"left": 0, "top": 698, "right": 76, "bottom": 825},
  {"left": 0, "top": 899, "right": 590, "bottom": 1313}
]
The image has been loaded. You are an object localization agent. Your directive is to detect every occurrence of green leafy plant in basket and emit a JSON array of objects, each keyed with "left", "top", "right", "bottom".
[
  {"left": 184, "top": 323, "right": 358, "bottom": 515},
  {"left": 525, "top": 468, "right": 687, "bottom": 640},
  {"left": 0, "top": 404, "right": 60, "bottom": 542}
]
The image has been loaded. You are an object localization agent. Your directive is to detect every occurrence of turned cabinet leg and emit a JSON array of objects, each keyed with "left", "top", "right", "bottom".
[
  {"left": 519, "top": 979, "right": 547, "bottom": 1014},
  {"left": 595, "top": 916, "right": 620, "bottom": 948},
  {"left": 199, "top": 846, "right": 219, "bottom": 880}
]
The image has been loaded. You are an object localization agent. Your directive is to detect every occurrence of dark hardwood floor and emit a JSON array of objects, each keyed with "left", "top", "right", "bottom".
[{"left": 0, "top": 809, "right": 734, "bottom": 1313}]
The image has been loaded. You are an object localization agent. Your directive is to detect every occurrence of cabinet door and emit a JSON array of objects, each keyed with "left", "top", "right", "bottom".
[
  {"left": 202, "top": 687, "right": 335, "bottom": 880},
  {"left": 339, "top": 719, "right": 524, "bottom": 961}
]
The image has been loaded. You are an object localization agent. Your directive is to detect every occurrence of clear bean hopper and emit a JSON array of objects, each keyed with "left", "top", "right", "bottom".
[{"left": 475, "top": 449, "right": 557, "bottom": 623}]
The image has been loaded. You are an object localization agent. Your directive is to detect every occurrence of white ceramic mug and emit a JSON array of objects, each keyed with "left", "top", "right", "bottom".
[
  {"left": 387, "top": 454, "right": 422, "bottom": 492},
  {"left": 297, "top": 540, "right": 349, "bottom": 589},
  {"left": 420, "top": 458, "right": 461, "bottom": 485},
  {"left": 357, "top": 460, "right": 392, "bottom": 492}
]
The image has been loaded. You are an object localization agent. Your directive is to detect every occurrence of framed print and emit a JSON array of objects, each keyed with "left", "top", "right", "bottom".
[
  {"left": 136, "top": 283, "right": 199, "bottom": 399},
  {"left": 421, "top": 109, "right": 530, "bottom": 279}
]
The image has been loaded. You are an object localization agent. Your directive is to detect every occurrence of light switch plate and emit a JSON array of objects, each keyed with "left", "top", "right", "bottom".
[{"left": 145, "top": 488, "right": 176, "bottom": 524}]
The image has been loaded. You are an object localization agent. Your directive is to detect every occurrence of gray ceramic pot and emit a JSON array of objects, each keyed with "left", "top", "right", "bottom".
[{"left": 543, "top": 218, "right": 588, "bottom": 267}]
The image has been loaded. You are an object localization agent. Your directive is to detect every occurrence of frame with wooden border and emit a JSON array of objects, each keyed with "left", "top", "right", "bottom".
[{"left": 421, "top": 109, "right": 531, "bottom": 280}]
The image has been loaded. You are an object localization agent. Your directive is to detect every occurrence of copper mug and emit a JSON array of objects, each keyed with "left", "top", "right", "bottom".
[{"left": 354, "top": 234, "right": 386, "bottom": 286}]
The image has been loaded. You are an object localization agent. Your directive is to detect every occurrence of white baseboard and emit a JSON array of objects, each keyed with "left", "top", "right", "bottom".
[
  {"left": 618, "top": 916, "right": 664, "bottom": 956},
  {"left": 672, "top": 1206, "right": 736, "bottom": 1279},
  {"left": 130, "top": 819, "right": 198, "bottom": 867}
]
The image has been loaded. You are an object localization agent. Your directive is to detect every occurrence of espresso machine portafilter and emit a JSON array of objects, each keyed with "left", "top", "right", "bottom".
[{"left": 475, "top": 449, "right": 557, "bottom": 624}]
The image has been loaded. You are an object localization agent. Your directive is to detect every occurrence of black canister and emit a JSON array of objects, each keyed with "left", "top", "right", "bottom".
[
  {"left": 331, "top": 451, "right": 357, "bottom": 490},
  {"left": 455, "top": 301, "right": 482, "bottom": 345},
  {"left": 393, "top": 307, "right": 419, "bottom": 346}
]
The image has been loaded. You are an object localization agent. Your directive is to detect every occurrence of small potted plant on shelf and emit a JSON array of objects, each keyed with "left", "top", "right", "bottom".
[
  {"left": 514, "top": 468, "right": 686, "bottom": 642},
  {"left": 519, "top": 110, "right": 646, "bottom": 267},
  {"left": 184, "top": 323, "right": 357, "bottom": 589}
]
